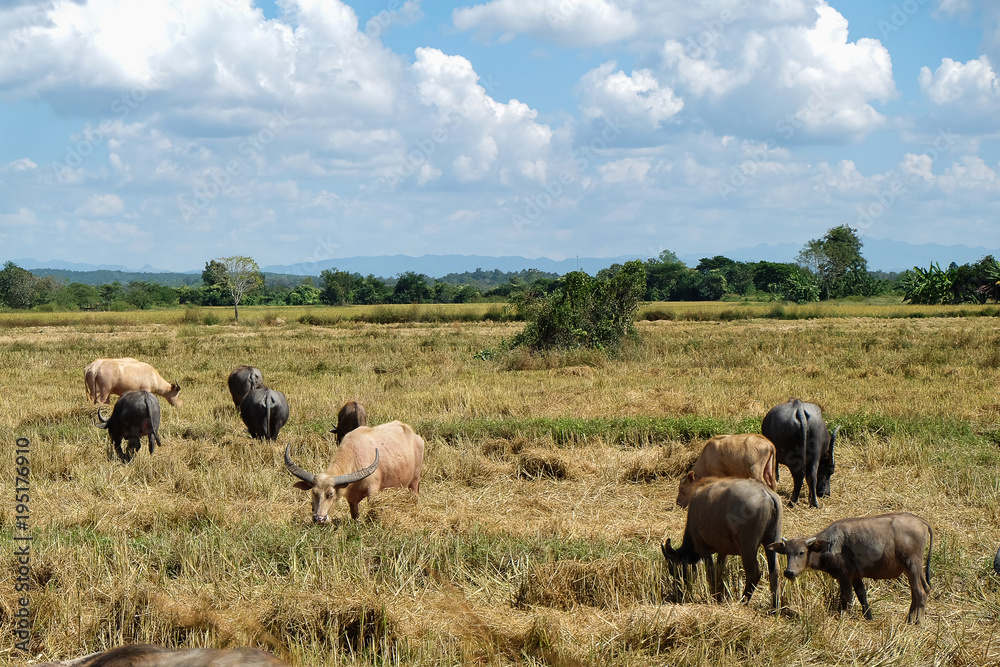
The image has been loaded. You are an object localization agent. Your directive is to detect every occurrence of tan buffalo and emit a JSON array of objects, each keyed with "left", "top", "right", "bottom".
[
  {"left": 676, "top": 434, "right": 777, "bottom": 507},
  {"left": 84, "top": 357, "right": 138, "bottom": 402},
  {"left": 29, "top": 644, "right": 288, "bottom": 666},
  {"left": 86, "top": 358, "right": 181, "bottom": 406},
  {"left": 331, "top": 400, "right": 368, "bottom": 443},
  {"left": 285, "top": 420, "right": 424, "bottom": 521}
]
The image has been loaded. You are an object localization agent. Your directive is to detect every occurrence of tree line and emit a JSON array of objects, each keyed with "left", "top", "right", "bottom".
[{"left": 1, "top": 226, "right": 998, "bottom": 311}]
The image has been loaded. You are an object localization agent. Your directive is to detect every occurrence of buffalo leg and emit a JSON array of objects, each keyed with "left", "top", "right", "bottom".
[
  {"left": 766, "top": 546, "right": 780, "bottom": 611},
  {"left": 903, "top": 565, "right": 927, "bottom": 624},
  {"left": 113, "top": 439, "right": 129, "bottom": 463},
  {"left": 741, "top": 550, "right": 761, "bottom": 604},
  {"left": 837, "top": 577, "right": 856, "bottom": 616},
  {"left": 806, "top": 460, "right": 821, "bottom": 508},
  {"left": 789, "top": 472, "right": 805, "bottom": 505},
  {"left": 852, "top": 578, "right": 873, "bottom": 620}
]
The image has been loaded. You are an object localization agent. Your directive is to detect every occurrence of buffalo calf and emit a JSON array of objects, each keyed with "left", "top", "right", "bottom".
[
  {"left": 662, "top": 477, "right": 783, "bottom": 610},
  {"left": 331, "top": 400, "right": 368, "bottom": 443},
  {"left": 96, "top": 390, "right": 163, "bottom": 463},
  {"left": 767, "top": 512, "right": 932, "bottom": 623}
]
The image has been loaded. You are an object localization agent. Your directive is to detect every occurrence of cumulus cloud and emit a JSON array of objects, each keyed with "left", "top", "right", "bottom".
[
  {"left": 660, "top": 3, "right": 896, "bottom": 142},
  {"left": 919, "top": 56, "right": 1000, "bottom": 109},
  {"left": 576, "top": 62, "right": 684, "bottom": 129},
  {"left": 0, "top": 207, "right": 39, "bottom": 227}
]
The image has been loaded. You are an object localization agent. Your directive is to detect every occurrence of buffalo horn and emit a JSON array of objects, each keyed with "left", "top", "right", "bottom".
[
  {"left": 331, "top": 449, "right": 380, "bottom": 488},
  {"left": 284, "top": 444, "right": 316, "bottom": 487},
  {"left": 660, "top": 538, "right": 675, "bottom": 562},
  {"left": 96, "top": 407, "right": 108, "bottom": 424}
]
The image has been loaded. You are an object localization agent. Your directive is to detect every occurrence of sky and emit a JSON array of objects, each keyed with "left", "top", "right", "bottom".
[{"left": 1, "top": 0, "right": 999, "bottom": 272}]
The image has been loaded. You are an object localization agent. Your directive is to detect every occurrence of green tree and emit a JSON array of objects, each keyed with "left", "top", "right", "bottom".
[
  {"left": 391, "top": 272, "right": 432, "bottom": 304},
  {"left": 208, "top": 256, "right": 264, "bottom": 322},
  {"left": 319, "top": 269, "right": 362, "bottom": 305},
  {"left": 287, "top": 284, "right": 321, "bottom": 305},
  {"left": 0, "top": 262, "right": 39, "bottom": 309},
  {"left": 796, "top": 225, "right": 868, "bottom": 299}
]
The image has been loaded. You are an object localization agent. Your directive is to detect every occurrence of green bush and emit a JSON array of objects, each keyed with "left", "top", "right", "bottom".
[{"left": 509, "top": 260, "right": 646, "bottom": 352}]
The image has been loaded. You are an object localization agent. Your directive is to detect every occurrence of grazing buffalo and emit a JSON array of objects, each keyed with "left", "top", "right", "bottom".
[
  {"left": 285, "top": 420, "right": 425, "bottom": 521},
  {"left": 661, "top": 477, "right": 783, "bottom": 610},
  {"left": 761, "top": 398, "right": 838, "bottom": 507},
  {"left": 96, "top": 390, "right": 163, "bottom": 462},
  {"left": 28, "top": 644, "right": 288, "bottom": 666},
  {"left": 227, "top": 365, "right": 264, "bottom": 407},
  {"left": 331, "top": 400, "right": 368, "bottom": 443},
  {"left": 87, "top": 358, "right": 181, "bottom": 407},
  {"left": 84, "top": 357, "right": 137, "bottom": 403},
  {"left": 767, "top": 512, "right": 932, "bottom": 623},
  {"left": 240, "top": 387, "right": 289, "bottom": 441},
  {"left": 676, "top": 434, "right": 777, "bottom": 507}
]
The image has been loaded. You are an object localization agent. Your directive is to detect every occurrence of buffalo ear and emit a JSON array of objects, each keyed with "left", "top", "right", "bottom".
[
  {"left": 96, "top": 422, "right": 109, "bottom": 430},
  {"left": 292, "top": 481, "right": 314, "bottom": 491},
  {"left": 685, "top": 471, "right": 696, "bottom": 482},
  {"left": 765, "top": 541, "right": 786, "bottom": 554},
  {"left": 807, "top": 538, "right": 829, "bottom": 552}
]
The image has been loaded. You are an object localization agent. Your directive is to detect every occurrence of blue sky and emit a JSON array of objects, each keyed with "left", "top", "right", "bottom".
[{"left": 1, "top": 0, "right": 1000, "bottom": 272}]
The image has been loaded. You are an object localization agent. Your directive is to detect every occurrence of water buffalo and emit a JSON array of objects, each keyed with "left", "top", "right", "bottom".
[
  {"left": 285, "top": 420, "right": 425, "bottom": 522},
  {"left": 95, "top": 390, "right": 163, "bottom": 462},
  {"left": 240, "top": 387, "right": 289, "bottom": 441},
  {"left": 761, "top": 398, "right": 837, "bottom": 507},
  {"left": 676, "top": 434, "right": 777, "bottom": 507},
  {"left": 227, "top": 365, "right": 263, "bottom": 407},
  {"left": 28, "top": 644, "right": 288, "bottom": 666},
  {"left": 87, "top": 358, "right": 181, "bottom": 407},
  {"left": 661, "top": 477, "right": 783, "bottom": 610},
  {"left": 767, "top": 512, "right": 932, "bottom": 623},
  {"left": 84, "top": 357, "right": 137, "bottom": 402},
  {"left": 331, "top": 400, "right": 368, "bottom": 443}
]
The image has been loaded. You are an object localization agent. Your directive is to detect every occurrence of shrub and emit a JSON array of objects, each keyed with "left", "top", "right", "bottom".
[{"left": 509, "top": 261, "right": 646, "bottom": 352}]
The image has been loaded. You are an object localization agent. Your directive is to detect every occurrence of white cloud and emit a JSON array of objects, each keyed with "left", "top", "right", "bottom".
[
  {"left": 577, "top": 62, "right": 684, "bottom": 129},
  {"left": 74, "top": 194, "right": 125, "bottom": 217},
  {"left": 3, "top": 158, "right": 37, "bottom": 172},
  {"left": 919, "top": 56, "right": 1000, "bottom": 109},
  {"left": 452, "top": 0, "right": 637, "bottom": 47}
]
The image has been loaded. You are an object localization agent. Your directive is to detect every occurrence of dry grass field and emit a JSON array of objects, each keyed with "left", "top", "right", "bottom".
[{"left": 4, "top": 304, "right": 1000, "bottom": 666}]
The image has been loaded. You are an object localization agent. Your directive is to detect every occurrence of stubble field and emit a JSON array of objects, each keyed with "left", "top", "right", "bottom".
[{"left": 3, "top": 304, "right": 1000, "bottom": 666}]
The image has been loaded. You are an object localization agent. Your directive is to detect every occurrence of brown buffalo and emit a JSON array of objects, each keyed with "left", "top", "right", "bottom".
[
  {"left": 662, "top": 476, "right": 783, "bottom": 610},
  {"left": 88, "top": 358, "right": 181, "bottom": 406},
  {"left": 84, "top": 357, "right": 138, "bottom": 402},
  {"left": 676, "top": 434, "right": 777, "bottom": 507},
  {"left": 28, "top": 644, "right": 288, "bottom": 666},
  {"left": 767, "top": 512, "right": 932, "bottom": 623},
  {"left": 331, "top": 400, "right": 368, "bottom": 443},
  {"left": 285, "top": 420, "right": 424, "bottom": 522}
]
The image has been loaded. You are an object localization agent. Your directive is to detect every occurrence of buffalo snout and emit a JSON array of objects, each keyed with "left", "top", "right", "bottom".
[{"left": 783, "top": 569, "right": 798, "bottom": 581}]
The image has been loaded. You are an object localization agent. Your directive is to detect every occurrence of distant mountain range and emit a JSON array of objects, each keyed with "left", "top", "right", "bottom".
[{"left": 11, "top": 237, "right": 1000, "bottom": 280}]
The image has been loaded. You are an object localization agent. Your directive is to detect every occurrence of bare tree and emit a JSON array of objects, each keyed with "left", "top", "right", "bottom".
[{"left": 210, "top": 256, "right": 263, "bottom": 322}]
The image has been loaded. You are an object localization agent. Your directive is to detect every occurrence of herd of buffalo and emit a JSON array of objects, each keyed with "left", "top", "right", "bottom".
[{"left": 31, "top": 356, "right": 945, "bottom": 665}]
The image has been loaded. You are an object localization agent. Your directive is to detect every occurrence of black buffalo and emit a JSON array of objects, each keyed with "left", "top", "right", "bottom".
[
  {"left": 227, "top": 365, "right": 264, "bottom": 407},
  {"left": 762, "top": 398, "right": 838, "bottom": 507},
  {"left": 95, "top": 390, "right": 163, "bottom": 462},
  {"left": 240, "top": 387, "right": 289, "bottom": 441}
]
